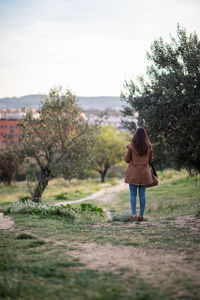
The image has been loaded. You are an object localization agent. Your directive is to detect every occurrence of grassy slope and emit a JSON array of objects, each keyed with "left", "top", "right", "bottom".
[
  {"left": 0, "top": 170, "right": 200, "bottom": 300},
  {"left": 0, "top": 177, "right": 117, "bottom": 205},
  {"left": 83, "top": 169, "right": 200, "bottom": 219}
]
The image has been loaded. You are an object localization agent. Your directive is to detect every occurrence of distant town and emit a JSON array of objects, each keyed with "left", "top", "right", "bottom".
[{"left": 0, "top": 95, "right": 126, "bottom": 148}]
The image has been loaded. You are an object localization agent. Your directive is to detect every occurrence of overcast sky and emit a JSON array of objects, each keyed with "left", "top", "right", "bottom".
[{"left": 0, "top": 0, "right": 200, "bottom": 98}]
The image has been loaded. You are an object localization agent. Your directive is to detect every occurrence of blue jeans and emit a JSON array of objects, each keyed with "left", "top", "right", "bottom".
[{"left": 129, "top": 184, "right": 146, "bottom": 216}]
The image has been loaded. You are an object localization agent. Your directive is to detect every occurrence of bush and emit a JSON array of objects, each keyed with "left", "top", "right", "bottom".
[
  {"left": 4, "top": 200, "right": 74, "bottom": 221},
  {"left": 54, "top": 192, "right": 68, "bottom": 200},
  {"left": 3, "top": 201, "right": 105, "bottom": 222},
  {"left": 0, "top": 151, "right": 20, "bottom": 185},
  {"left": 19, "top": 196, "right": 30, "bottom": 203},
  {"left": 79, "top": 203, "right": 104, "bottom": 216}
]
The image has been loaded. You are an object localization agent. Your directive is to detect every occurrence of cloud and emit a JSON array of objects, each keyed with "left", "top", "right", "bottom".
[{"left": 0, "top": 0, "right": 200, "bottom": 97}]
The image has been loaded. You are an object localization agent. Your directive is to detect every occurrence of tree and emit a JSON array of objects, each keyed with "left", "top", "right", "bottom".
[
  {"left": 121, "top": 25, "right": 200, "bottom": 174},
  {"left": 91, "top": 125, "right": 128, "bottom": 182},
  {"left": 0, "top": 149, "right": 20, "bottom": 185},
  {"left": 19, "top": 87, "right": 94, "bottom": 202}
]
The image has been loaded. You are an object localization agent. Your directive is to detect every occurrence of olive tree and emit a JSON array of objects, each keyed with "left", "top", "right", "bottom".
[
  {"left": 19, "top": 87, "right": 94, "bottom": 202},
  {"left": 121, "top": 25, "right": 200, "bottom": 174}
]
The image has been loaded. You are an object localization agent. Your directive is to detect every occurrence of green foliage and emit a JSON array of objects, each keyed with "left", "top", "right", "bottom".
[
  {"left": 4, "top": 200, "right": 75, "bottom": 221},
  {"left": 19, "top": 196, "right": 30, "bottom": 203},
  {"left": 18, "top": 87, "right": 95, "bottom": 202},
  {"left": 0, "top": 149, "right": 21, "bottom": 185},
  {"left": 79, "top": 203, "right": 104, "bottom": 216},
  {"left": 55, "top": 192, "right": 68, "bottom": 200},
  {"left": 121, "top": 24, "right": 200, "bottom": 173},
  {"left": 91, "top": 125, "right": 129, "bottom": 182},
  {"left": 3, "top": 200, "right": 104, "bottom": 221}
]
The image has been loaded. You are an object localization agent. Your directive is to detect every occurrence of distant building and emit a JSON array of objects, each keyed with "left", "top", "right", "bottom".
[
  {"left": 102, "top": 115, "right": 122, "bottom": 128},
  {"left": 86, "top": 113, "right": 123, "bottom": 129},
  {"left": 0, "top": 108, "right": 38, "bottom": 148},
  {"left": 0, "top": 119, "right": 20, "bottom": 147}
]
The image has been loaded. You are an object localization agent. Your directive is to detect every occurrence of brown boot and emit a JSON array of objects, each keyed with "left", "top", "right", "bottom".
[
  {"left": 138, "top": 216, "right": 144, "bottom": 222},
  {"left": 132, "top": 215, "right": 138, "bottom": 222}
]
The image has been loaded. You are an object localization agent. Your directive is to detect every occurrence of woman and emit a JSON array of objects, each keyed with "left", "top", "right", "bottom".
[{"left": 124, "top": 127, "right": 153, "bottom": 222}]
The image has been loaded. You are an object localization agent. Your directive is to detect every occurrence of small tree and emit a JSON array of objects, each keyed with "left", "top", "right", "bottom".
[
  {"left": 91, "top": 125, "right": 128, "bottom": 182},
  {"left": 121, "top": 25, "right": 200, "bottom": 174},
  {"left": 19, "top": 87, "right": 94, "bottom": 202},
  {"left": 0, "top": 149, "right": 20, "bottom": 185}
]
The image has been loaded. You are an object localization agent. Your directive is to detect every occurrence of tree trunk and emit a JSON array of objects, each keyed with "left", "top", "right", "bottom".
[
  {"left": 31, "top": 168, "right": 51, "bottom": 203},
  {"left": 99, "top": 164, "right": 109, "bottom": 183}
]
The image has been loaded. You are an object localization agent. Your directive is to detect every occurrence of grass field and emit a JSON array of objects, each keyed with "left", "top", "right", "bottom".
[
  {"left": 85, "top": 169, "right": 200, "bottom": 220},
  {"left": 0, "top": 177, "right": 117, "bottom": 205},
  {"left": 0, "top": 170, "right": 200, "bottom": 300}
]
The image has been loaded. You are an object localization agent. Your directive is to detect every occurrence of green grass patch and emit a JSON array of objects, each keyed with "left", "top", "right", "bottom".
[
  {"left": 2, "top": 201, "right": 105, "bottom": 225},
  {"left": 0, "top": 177, "right": 118, "bottom": 204},
  {"left": 1, "top": 217, "right": 200, "bottom": 299},
  {"left": 0, "top": 230, "right": 170, "bottom": 300},
  {"left": 91, "top": 170, "right": 200, "bottom": 219}
]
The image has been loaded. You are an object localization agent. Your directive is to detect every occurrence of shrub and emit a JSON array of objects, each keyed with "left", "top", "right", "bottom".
[
  {"left": 79, "top": 203, "right": 104, "bottom": 216},
  {"left": 4, "top": 200, "right": 74, "bottom": 221},
  {"left": 3, "top": 201, "right": 104, "bottom": 222},
  {"left": 19, "top": 196, "right": 30, "bottom": 203},
  {"left": 54, "top": 192, "right": 68, "bottom": 200},
  {"left": 0, "top": 150, "right": 20, "bottom": 185}
]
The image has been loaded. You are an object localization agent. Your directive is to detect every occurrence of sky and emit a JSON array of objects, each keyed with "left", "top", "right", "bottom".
[{"left": 0, "top": 0, "right": 200, "bottom": 98}]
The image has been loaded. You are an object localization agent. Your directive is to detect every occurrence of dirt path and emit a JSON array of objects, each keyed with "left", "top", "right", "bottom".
[
  {"left": 37, "top": 215, "right": 199, "bottom": 286},
  {"left": 52, "top": 216, "right": 200, "bottom": 283},
  {"left": 67, "top": 242, "right": 199, "bottom": 280},
  {"left": 55, "top": 180, "right": 128, "bottom": 206},
  {"left": 0, "top": 212, "right": 14, "bottom": 230}
]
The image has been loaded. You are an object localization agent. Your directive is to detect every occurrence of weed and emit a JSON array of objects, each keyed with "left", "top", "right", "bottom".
[
  {"left": 55, "top": 192, "right": 68, "bottom": 200},
  {"left": 23, "top": 240, "right": 46, "bottom": 248},
  {"left": 111, "top": 209, "right": 132, "bottom": 222},
  {"left": 16, "top": 233, "right": 36, "bottom": 240}
]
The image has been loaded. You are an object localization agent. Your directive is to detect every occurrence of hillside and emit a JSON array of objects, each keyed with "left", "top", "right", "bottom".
[{"left": 0, "top": 95, "right": 122, "bottom": 111}]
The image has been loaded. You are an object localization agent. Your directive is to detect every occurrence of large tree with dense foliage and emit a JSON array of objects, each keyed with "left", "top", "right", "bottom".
[
  {"left": 19, "top": 87, "right": 94, "bottom": 202},
  {"left": 121, "top": 25, "right": 200, "bottom": 174},
  {"left": 91, "top": 125, "right": 128, "bottom": 182}
]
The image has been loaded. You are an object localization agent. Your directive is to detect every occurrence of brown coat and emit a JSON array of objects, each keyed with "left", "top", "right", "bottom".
[{"left": 124, "top": 143, "right": 154, "bottom": 185}]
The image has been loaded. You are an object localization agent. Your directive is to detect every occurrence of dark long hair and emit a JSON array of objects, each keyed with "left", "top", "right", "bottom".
[{"left": 132, "top": 127, "right": 151, "bottom": 155}]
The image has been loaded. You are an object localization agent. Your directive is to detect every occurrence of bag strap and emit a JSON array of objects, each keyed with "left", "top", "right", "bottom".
[{"left": 150, "top": 163, "right": 158, "bottom": 177}]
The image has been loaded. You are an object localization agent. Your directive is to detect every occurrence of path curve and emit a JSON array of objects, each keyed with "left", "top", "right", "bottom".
[
  {"left": 0, "top": 212, "right": 14, "bottom": 230},
  {"left": 0, "top": 180, "right": 128, "bottom": 228},
  {"left": 55, "top": 180, "right": 128, "bottom": 206}
]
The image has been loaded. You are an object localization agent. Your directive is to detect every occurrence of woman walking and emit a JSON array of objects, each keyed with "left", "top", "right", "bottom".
[{"left": 124, "top": 127, "right": 153, "bottom": 222}]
